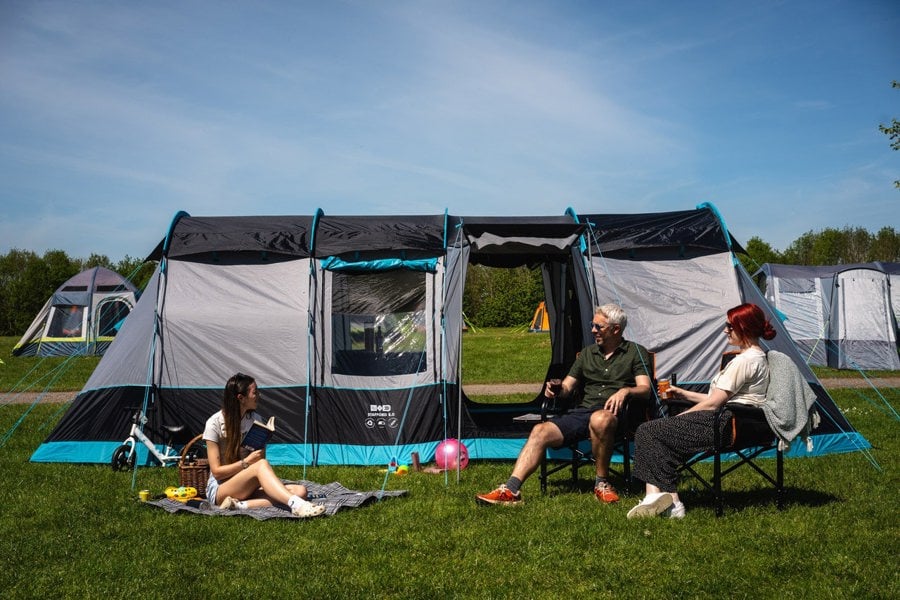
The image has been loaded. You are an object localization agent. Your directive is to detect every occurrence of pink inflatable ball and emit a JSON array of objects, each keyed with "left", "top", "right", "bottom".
[{"left": 434, "top": 438, "right": 469, "bottom": 470}]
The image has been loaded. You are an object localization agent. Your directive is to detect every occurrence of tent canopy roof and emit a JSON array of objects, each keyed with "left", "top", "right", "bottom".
[{"left": 580, "top": 208, "right": 745, "bottom": 255}]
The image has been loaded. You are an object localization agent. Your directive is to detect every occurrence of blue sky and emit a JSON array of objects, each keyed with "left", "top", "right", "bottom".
[{"left": 1, "top": 0, "right": 897, "bottom": 261}]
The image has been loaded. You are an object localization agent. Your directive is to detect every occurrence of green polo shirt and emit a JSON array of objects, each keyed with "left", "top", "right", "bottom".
[{"left": 567, "top": 340, "right": 652, "bottom": 408}]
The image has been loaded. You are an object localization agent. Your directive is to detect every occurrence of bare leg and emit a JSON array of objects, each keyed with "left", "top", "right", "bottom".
[
  {"left": 510, "top": 421, "right": 564, "bottom": 482},
  {"left": 215, "top": 459, "right": 300, "bottom": 506},
  {"left": 589, "top": 410, "right": 618, "bottom": 478}
]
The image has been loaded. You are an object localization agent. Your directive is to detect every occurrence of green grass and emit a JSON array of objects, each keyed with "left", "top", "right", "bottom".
[{"left": 0, "top": 332, "right": 898, "bottom": 597}]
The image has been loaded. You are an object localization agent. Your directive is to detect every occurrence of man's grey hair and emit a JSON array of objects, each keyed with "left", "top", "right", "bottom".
[{"left": 596, "top": 303, "right": 627, "bottom": 330}]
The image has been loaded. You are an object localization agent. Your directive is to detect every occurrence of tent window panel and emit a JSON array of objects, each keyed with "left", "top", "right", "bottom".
[
  {"left": 331, "top": 270, "right": 427, "bottom": 376},
  {"left": 779, "top": 278, "right": 816, "bottom": 294},
  {"left": 97, "top": 300, "right": 130, "bottom": 337},
  {"left": 48, "top": 305, "right": 84, "bottom": 337}
]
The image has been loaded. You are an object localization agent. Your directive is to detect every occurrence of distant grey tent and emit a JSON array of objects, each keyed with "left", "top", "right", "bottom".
[
  {"left": 31, "top": 206, "right": 869, "bottom": 465},
  {"left": 754, "top": 262, "right": 900, "bottom": 370},
  {"left": 12, "top": 266, "right": 140, "bottom": 357}
]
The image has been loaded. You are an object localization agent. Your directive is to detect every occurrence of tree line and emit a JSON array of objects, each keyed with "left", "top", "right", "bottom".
[{"left": 0, "top": 225, "right": 897, "bottom": 336}]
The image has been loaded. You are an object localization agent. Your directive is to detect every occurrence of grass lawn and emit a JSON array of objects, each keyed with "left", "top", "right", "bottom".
[{"left": 0, "top": 332, "right": 898, "bottom": 597}]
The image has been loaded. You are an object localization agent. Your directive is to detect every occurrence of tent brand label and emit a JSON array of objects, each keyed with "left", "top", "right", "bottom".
[{"left": 365, "top": 405, "right": 398, "bottom": 429}]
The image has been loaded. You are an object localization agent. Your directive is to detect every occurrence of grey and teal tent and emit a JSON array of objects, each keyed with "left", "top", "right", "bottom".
[
  {"left": 31, "top": 205, "right": 869, "bottom": 465},
  {"left": 12, "top": 266, "right": 139, "bottom": 357},
  {"left": 754, "top": 262, "right": 900, "bottom": 370}
]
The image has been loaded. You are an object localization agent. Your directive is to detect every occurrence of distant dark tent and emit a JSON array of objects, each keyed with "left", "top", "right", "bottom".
[{"left": 12, "top": 267, "right": 140, "bottom": 357}]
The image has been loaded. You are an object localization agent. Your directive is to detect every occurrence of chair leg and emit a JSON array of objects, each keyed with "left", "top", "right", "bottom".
[
  {"left": 714, "top": 449, "right": 724, "bottom": 518},
  {"left": 776, "top": 446, "right": 784, "bottom": 510},
  {"left": 540, "top": 456, "right": 547, "bottom": 494}
]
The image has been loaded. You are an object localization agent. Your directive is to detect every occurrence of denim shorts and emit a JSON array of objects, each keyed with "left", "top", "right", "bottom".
[{"left": 205, "top": 473, "right": 219, "bottom": 504}]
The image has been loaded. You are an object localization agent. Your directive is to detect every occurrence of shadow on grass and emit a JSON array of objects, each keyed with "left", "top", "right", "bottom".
[
  {"left": 541, "top": 474, "right": 840, "bottom": 514},
  {"left": 680, "top": 485, "right": 840, "bottom": 514}
]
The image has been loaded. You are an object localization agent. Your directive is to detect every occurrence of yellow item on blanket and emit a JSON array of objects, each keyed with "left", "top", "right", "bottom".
[{"left": 165, "top": 486, "right": 197, "bottom": 502}]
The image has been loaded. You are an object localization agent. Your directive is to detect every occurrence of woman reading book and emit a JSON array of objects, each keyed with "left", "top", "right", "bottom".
[{"left": 203, "top": 372, "right": 325, "bottom": 518}]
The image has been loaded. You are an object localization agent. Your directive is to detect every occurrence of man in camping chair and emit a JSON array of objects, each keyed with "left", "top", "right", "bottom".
[{"left": 476, "top": 303, "right": 653, "bottom": 506}]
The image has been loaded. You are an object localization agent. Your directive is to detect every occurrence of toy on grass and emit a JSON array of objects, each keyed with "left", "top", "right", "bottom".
[
  {"left": 165, "top": 486, "right": 197, "bottom": 502},
  {"left": 434, "top": 438, "right": 469, "bottom": 470}
]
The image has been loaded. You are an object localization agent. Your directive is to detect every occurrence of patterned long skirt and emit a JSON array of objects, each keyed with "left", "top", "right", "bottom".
[{"left": 632, "top": 410, "right": 733, "bottom": 493}]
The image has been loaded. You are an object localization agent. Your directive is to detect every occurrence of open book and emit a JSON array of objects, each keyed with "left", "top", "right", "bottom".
[{"left": 241, "top": 416, "right": 275, "bottom": 451}]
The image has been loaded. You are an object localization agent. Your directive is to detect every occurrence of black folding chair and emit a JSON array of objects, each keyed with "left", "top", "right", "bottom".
[
  {"left": 675, "top": 402, "right": 783, "bottom": 517},
  {"left": 538, "top": 352, "right": 657, "bottom": 493}
]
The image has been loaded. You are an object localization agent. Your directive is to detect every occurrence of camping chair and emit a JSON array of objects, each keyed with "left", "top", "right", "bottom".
[
  {"left": 538, "top": 352, "right": 656, "bottom": 494},
  {"left": 670, "top": 350, "right": 816, "bottom": 517},
  {"left": 673, "top": 401, "right": 783, "bottom": 517}
]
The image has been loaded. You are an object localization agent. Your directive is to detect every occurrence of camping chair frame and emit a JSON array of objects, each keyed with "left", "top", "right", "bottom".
[
  {"left": 538, "top": 352, "right": 656, "bottom": 494},
  {"left": 671, "top": 351, "right": 784, "bottom": 517},
  {"left": 674, "top": 402, "right": 783, "bottom": 517}
]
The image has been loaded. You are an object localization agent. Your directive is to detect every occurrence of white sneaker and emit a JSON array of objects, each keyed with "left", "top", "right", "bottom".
[
  {"left": 291, "top": 499, "right": 326, "bottom": 518},
  {"left": 626, "top": 492, "right": 674, "bottom": 519},
  {"left": 664, "top": 501, "right": 686, "bottom": 519}
]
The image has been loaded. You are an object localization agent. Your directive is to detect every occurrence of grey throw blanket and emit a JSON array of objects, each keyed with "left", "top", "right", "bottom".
[
  {"left": 145, "top": 480, "right": 407, "bottom": 519},
  {"left": 762, "top": 351, "right": 820, "bottom": 451}
]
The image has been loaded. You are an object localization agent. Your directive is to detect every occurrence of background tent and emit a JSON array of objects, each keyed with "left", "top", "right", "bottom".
[
  {"left": 753, "top": 262, "right": 900, "bottom": 370},
  {"left": 529, "top": 301, "right": 550, "bottom": 332},
  {"left": 31, "top": 206, "right": 870, "bottom": 465},
  {"left": 12, "top": 266, "right": 140, "bottom": 357}
]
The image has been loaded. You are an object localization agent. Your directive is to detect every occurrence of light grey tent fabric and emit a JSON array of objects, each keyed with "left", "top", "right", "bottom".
[{"left": 755, "top": 263, "right": 900, "bottom": 370}]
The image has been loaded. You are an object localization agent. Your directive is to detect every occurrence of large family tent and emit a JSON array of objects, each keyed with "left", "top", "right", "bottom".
[
  {"left": 12, "top": 266, "right": 140, "bottom": 357},
  {"left": 31, "top": 205, "right": 870, "bottom": 465},
  {"left": 753, "top": 262, "right": 900, "bottom": 370}
]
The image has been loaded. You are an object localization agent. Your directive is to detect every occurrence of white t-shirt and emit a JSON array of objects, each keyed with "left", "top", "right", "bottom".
[
  {"left": 203, "top": 410, "right": 262, "bottom": 449},
  {"left": 709, "top": 347, "right": 769, "bottom": 406}
]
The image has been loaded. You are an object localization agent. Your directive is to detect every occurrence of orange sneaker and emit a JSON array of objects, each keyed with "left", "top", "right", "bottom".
[
  {"left": 594, "top": 481, "right": 620, "bottom": 503},
  {"left": 476, "top": 485, "right": 523, "bottom": 506}
]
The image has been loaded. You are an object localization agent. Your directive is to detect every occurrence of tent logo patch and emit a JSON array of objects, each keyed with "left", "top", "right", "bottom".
[{"left": 365, "top": 404, "right": 397, "bottom": 429}]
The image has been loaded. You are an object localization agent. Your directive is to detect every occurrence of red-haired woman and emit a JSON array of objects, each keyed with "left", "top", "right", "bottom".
[
  {"left": 203, "top": 373, "right": 325, "bottom": 518},
  {"left": 628, "top": 303, "right": 777, "bottom": 519}
]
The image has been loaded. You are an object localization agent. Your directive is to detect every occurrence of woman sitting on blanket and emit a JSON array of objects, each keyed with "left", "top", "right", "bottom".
[
  {"left": 203, "top": 372, "right": 325, "bottom": 518},
  {"left": 628, "top": 303, "right": 776, "bottom": 519}
]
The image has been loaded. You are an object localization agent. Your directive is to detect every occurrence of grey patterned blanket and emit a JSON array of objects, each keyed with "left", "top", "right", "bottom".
[{"left": 145, "top": 480, "right": 407, "bottom": 519}]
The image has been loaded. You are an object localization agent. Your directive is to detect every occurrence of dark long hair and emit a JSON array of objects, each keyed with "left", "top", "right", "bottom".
[
  {"left": 221, "top": 372, "right": 255, "bottom": 464},
  {"left": 727, "top": 303, "right": 776, "bottom": 344}
]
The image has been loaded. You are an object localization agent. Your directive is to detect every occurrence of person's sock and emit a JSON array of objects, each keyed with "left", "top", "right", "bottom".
[
  {"left": 595, "top": 476, "right": 610, "bottom": 488},
  {"left": 234, "top": 499, "right": 248, "bottom": 510},
  {"left": 288, "top": 495, "right": 307, "bottom": 510},
  {"left": 505, "top": 476, "right": 522, "bottom": 495}
]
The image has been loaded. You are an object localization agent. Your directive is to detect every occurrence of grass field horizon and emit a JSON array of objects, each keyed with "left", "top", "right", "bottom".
[{"left": 1, "top": 330, "right": 897, "bottom": 598}]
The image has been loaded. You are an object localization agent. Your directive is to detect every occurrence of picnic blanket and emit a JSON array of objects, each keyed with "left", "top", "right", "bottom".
[{"left": 145, "top": 480, "right": 407, "bottom": 520}]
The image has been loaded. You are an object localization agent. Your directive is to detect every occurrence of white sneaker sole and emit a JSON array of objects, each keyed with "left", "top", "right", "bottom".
[
  {"left": 292, "top": 502, "right": 326, "bottom": 518},
  {"left": 627, "top": 493, "right": 674, "bottom": 519}
]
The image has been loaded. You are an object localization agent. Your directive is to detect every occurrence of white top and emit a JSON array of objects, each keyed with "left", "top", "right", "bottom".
[
  {"left": 709, "top": 347, "right": 769, "bottom": 406},
  {"left": 203, "top": 410, "right": 262, "bottom": 447}
]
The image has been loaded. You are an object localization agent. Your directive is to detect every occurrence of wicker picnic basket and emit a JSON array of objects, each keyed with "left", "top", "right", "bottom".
[{"left": 178, "top": 434, "right": 210, "bottom": 498}]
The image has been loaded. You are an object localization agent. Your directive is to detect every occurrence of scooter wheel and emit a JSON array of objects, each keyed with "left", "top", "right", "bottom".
[{"left": 111, "top": 444, "right": 136, "bottom": 471}]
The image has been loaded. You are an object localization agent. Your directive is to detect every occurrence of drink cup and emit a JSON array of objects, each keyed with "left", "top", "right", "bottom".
[
  {"left": 139, "top": 489, "right": 150, "bottom": 502},
  {"left": 548, "top": 378, "right": 562, "bottom": 394},
  {"left": 657, "top": 378, "right": 671, "bottom": 400}
]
